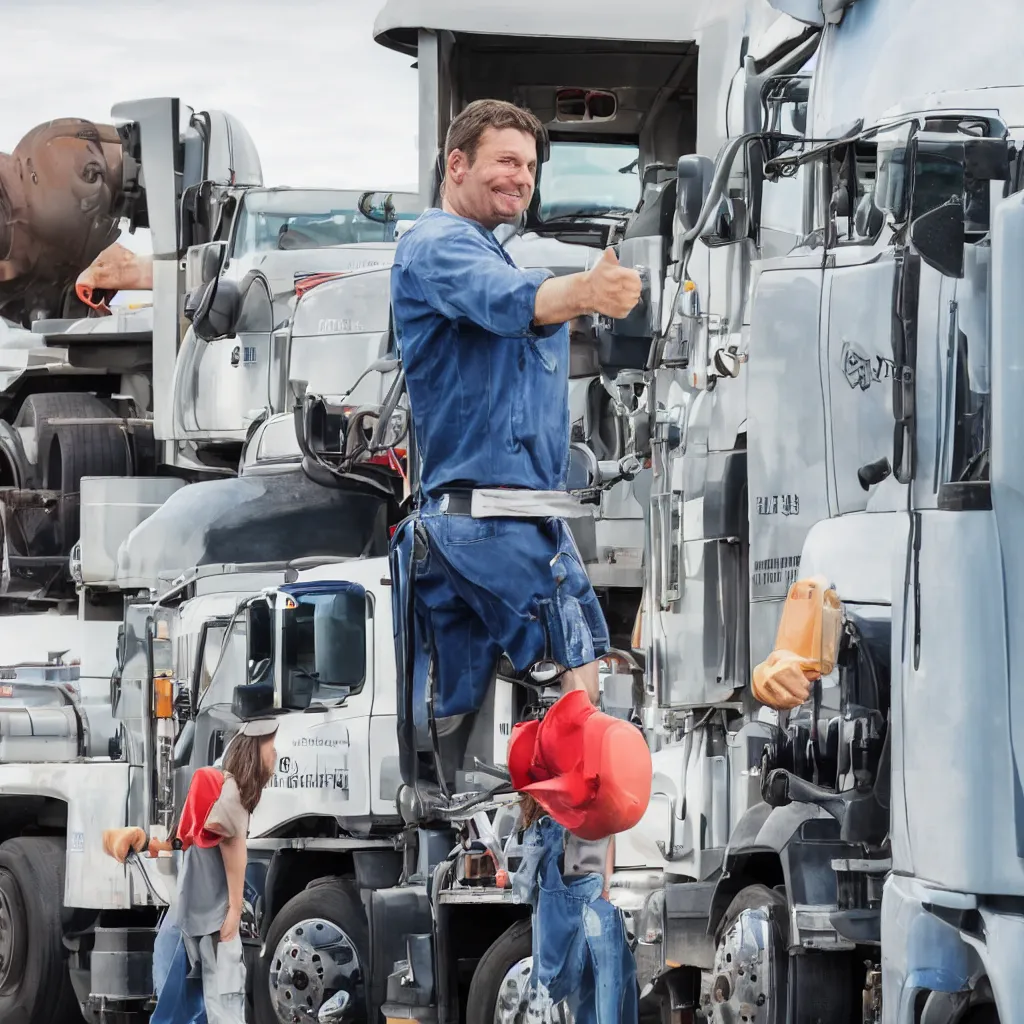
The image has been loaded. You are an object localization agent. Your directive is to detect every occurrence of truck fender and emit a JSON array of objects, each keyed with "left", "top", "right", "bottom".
[
  {"left": 369, "top": 885, "right": 434, "bottom": 1019},
  {"left": 707, "top": 800, "right": 836, "bottom": 935}
]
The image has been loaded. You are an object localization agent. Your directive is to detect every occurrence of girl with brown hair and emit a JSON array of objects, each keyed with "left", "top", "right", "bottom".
[{"left": 174, "top": 718, "right": 279, "bottom": 1024}]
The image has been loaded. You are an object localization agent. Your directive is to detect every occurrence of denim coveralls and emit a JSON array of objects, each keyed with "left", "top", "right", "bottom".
[
  {"left": 511, "top": 815, "right": 638, "bottom": 1024},
  {"left": 390, "top": 209, "right": 610, "bottom": 722}
]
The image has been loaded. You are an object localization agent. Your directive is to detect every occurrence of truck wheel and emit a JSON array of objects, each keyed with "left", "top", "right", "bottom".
[
  {"left": 708, "top": 884, "right": 788, "bottom": 1024},
  {"left": 709, "top": 884, "right": 858, "bottom": 1024},
  {"left": 465, "top": 919, "right": 572, "bottom": 1024},
  {"left": 26, "top": 393, "right": 129, "bottom": 492},
  {"left": 15, "top": 393, "right": 128, "bottom": 552},
  {"left": 0, "top": 836, "right": 82, "bottom": 1024},
  {"left": 254, "top": 880, "right": 369, "bottom": 1024},
  {"left": 0, "top": 420, "right": 31, "bottom": 488}
]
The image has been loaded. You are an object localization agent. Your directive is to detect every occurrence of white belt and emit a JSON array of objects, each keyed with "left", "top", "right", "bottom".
[{"left": 443, "top": 488, "right": 593, "bottom": 519}]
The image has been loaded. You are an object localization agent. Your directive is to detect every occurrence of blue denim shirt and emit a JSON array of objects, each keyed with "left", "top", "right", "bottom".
[{"left": 390, "top": 209, "right": 571, "bottom": 497}]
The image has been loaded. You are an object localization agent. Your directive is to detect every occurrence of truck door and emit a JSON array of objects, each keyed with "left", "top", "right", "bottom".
[
  {"left": 185, "top": 611, "right": 250, "bottom": 788},
  {"left": 250, "top": 582, "right": 372, "bottom": 833},
  {"left": 820, "top": 131, "right": 908, "bottom": 515},
  {"left": 745, "top": 248, "right": 829, "bottom": 670}
]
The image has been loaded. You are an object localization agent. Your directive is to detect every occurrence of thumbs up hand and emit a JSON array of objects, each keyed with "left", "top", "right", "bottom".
[{"left": 583, "top": 247, "right": 643, "bottom": 319}]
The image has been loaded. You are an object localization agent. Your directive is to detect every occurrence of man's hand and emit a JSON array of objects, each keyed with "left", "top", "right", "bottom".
[
  {"left": 220, "top": 903, "right": 242, "bottom": 943},
  {"left": 534, "top": 248, "right": 644, "bottom": 326},
  {"left": 583, "top": 249, "right": 642, "bottom": 319}
]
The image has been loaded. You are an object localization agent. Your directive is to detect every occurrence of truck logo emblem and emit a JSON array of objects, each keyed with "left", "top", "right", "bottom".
[{"left": 841, "top": 341, "right": 896, "bottom": 391}]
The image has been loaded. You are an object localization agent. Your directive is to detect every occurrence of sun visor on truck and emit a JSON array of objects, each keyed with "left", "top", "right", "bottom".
[{"left": 115, "top": 470, "right": 394, "bottom": 591}]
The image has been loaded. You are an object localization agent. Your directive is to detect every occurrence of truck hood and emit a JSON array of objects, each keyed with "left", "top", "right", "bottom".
[
  {"left": 116, "top": 469, "right": 396, "bottom": 591},
  {"left": 226, "top": 243, "right": 399, "bottom": 313}
]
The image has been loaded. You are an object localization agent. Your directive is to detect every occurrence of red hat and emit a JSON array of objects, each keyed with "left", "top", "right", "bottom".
[{"left": 507, "top": 689, "right": 652, "bottom": 841}]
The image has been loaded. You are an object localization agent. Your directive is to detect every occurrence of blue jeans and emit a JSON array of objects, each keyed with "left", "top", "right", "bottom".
[
  {"left": 151, "top": 911, "right": 207, "bottom": 1024},
  {"left": 513, "top": 816, "right": 638, "bottom": 1024},
  {"left": 407, "top": 505, "right": 610, "bottom": 723}
]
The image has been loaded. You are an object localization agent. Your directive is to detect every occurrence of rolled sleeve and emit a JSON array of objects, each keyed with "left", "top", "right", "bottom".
[
  {"left": 203, "top": 776, "right": 249, "bottom": 840},
  {"left": 405, "top": 221, "right": 556, "bottom": 338}
]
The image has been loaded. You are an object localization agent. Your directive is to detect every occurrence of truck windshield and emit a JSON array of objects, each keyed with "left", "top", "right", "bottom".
[
  {"left": 539, "top": 142, "right": 641, "bottom": 221},
  {"left": 233, "top": 189, "right": 420, "bottom": 256},
  {"left": 281, "top": 587, "right": 366, "bottom": 706}
]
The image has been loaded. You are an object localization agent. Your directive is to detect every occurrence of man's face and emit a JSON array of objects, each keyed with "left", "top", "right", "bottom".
[{"left": 446, "top": 126, "right": 537, "bottom": 229}]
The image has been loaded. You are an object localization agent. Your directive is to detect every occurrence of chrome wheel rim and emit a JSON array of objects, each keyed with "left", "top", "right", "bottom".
[
  {"left": 268, "top": 917, "right": 361, "bottom": 1024},
  {"left": 493, "top": 956, "right": 572, "bottom": 1024}
]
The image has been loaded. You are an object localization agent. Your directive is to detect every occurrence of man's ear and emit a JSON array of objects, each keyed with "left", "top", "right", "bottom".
[{"left": 446, "top": 148, "right": 469, "bottom": 186}]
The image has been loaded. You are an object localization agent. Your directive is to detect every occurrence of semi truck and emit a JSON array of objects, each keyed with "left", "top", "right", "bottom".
[
  {"left": 0, "top": 93, "right": 419, "bottom": 612},
  {"left": 0, "top": 96, "right": 423, "bottom": 1023},
  {"left": 366, "top": 2, "right": 1023, "bottom": 1024}
]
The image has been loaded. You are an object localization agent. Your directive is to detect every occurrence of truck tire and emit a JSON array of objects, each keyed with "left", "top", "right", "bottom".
[
  {"left": 465, "top": 918, "right": 538, "bottom": 1024},
  {"left": 0, "top": 420, "right": 31, "bottom": 488},
  {"left": 15, "top": 393, "right": 128, "bottom": 551},
  {"left": 254, "top": 880, "right": 369, "bottom": 1024},
  {"left": 0, "top": 836, "right": 82, "bottom": 1024}
]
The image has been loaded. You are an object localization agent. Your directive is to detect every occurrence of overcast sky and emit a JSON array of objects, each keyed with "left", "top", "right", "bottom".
[{"left": 1, "top": 0, "right": 420, "bottom": 192}]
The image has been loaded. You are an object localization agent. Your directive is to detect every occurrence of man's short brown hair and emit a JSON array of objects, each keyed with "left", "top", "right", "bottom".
[{"left": 444, "top": 99, "right": 543, "bottom": 165}]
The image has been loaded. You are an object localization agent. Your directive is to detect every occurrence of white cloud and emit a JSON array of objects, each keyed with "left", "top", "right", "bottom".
[{"left": 1, "top": 0, "right": 420, "bottom": 192}]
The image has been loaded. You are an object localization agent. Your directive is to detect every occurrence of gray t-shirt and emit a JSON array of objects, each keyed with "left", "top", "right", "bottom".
[
  {"left": 176, "top": 774, "right": 249, "bottom": 939},
  {"left": 563, "top": 832, "right": 611, "bottom": 879}
]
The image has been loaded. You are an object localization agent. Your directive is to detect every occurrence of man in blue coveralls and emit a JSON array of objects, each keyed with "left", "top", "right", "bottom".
[{"left": 391, "top": 99, "right": 642, "bottom": 729}]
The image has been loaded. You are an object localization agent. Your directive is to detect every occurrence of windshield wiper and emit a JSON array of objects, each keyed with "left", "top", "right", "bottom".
[
  {"left": 541, "top": 206, "right": 634, "bottom": 222},
  {"left": 303, "top": 688, "right": 352, "bottom": 712}
]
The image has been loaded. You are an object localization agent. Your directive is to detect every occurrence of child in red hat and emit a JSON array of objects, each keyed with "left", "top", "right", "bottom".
[{"left": 508, "top": 690, "right": 649, "bottom": 1023}]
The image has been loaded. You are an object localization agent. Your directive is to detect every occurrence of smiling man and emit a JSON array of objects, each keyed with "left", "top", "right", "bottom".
[{"left": 391, "top": 99, "right": 642, "bottom": 729}]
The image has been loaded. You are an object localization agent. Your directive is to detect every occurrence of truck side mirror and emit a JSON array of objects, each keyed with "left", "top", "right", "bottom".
[
  {"left": 184, "top": 240, "right": 227, "bottom": 294},
  {"left": 909, "top": 202, "right": 965, "bottom": 279},
  {"left": 908, "top": 133, "right": 1009, "bottom": 279},
  {"left": 907, "top": 135, "right": 967, "bottom": 278},
  {"left": 676, "top": 155, "right": 714, "bottom": 234},
  {"left": 232, "top": 682, "right": 274, "bottom": 720},
  {"left": 699, "top": 141, "right": 761, "bottom": 249},
  {"left": 186, "top": 275, "right": 240, "bottom": 341}
]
